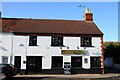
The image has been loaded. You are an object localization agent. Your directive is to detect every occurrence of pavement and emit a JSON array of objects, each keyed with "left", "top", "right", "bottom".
[
  {"left": 13, "top": 67, "right": 120, "bottom": 79},
  {"left": 14, "top": 73, "right": 120, "bottom": 79}
]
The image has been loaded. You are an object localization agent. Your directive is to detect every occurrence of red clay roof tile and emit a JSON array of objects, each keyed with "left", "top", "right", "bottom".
[{"left": 0, "top": 18, "right": 103, "bottom": 36}]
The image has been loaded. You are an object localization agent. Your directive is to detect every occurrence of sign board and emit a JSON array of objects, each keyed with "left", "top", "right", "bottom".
[{"left": 61, "top": 50, "right": 85, "bottom": 55}]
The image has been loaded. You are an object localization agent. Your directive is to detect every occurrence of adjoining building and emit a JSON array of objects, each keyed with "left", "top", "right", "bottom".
[{"left": 0, "top": 8, "right": 104, "bottom": 74}]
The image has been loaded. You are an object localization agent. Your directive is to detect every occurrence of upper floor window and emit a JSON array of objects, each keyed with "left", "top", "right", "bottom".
[
  {"left": 29, "top": 36, "right": 37, "bottom": 46},
  {"left": 81, "top": 37, "right": 92, "bottom": 47},
  {"left": 51, "top": 36, "right": 63, "bottom": 46}
]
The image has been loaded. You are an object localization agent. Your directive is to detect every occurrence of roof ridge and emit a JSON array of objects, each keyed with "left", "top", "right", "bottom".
[{"left": 1, "top": 17, "right": 85, "bottom": 22}]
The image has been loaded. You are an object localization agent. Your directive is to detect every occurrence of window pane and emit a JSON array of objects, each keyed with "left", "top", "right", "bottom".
[
  {"left": 2, "top": 56, "right": 8, "bottom": 64},
  {"left": 29, "top": 36, "right": 37, "bottom": 46},
  {"left": 71, "top": 56, "right": 82, "bottom": 67},
  {"left": 84, "top": 58, "right": 88, "bottom": 63},
  {"left": 81, "top": 37, "right": 92, "bottom": 47},
  {"left": 51, "top": 36, "right": 63, "bottom": 46},
  {"left": 91, "top": 57, "right": 101, "bottom": 67},
  {"left": 52, "top": 56, "right": 63, "bottom": 68}
]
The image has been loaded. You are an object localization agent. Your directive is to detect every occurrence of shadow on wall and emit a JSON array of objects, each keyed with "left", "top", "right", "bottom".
[
  {"left": 104, "top": 57, "right": 113, "bottom": 67},
  {"left": 0, "top": 46, "right": 7, "bottom": 51}
]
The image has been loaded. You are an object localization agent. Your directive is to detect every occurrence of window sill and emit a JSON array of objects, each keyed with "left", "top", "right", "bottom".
[
  {"left": 81, "top": 46, "right": 94, "bottom": 47},
  {"left": 90, "top": 67, "right": 101, "bottom": 68},
  {"left": 71, "top": 67, "right": 82, "bottom": 69},
  {"left": 50, "top": 45, "right": 64, "bottom": 47},
  {"left": 28, "top": 45, "right": 39, "bottom": 47},
  {"left": 51, "top": 67, "right": 63, "bottom": 69}
]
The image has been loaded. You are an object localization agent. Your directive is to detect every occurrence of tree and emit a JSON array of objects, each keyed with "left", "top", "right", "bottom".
[{"left": 104, "top": 42, "right": 120, "bottom": 63}]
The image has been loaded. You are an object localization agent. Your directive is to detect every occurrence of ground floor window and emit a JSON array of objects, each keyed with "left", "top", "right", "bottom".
[
  {"left": 71, "top": 56, "right": 82, "bottom": 67},
  {"left": 52, "top": 56, "right": 63, "bottom": 68},
  {"left": 2, "top": 56, "right": 8, "bottom": 64},
  {"left": 91, "top": 57, "right": 101, "bottom": 67}
]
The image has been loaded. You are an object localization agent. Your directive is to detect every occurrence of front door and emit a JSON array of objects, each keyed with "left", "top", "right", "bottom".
[
  {"left": 14, "top": 56, "right": 21, "bottom": 73},
  {"left": 26, "top": 56, "right": 42, "bottom": 74}
]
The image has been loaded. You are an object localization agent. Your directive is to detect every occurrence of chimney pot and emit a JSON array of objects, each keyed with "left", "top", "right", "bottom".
[{"left": 84, "top": 8, "right": 93, "bottom": 21}]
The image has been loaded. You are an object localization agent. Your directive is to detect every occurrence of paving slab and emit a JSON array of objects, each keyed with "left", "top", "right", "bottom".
[{"left": 14, "top": 74, "right": 120, "bottom": 79}]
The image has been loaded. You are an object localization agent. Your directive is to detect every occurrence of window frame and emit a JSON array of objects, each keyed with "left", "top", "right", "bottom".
[
  {"left": 81, "top": 37, "right": 92, "bottom": 47},
  {"left": 29, "top": 36, "right": 38, "bottom": 46},
  {"left": 51, "top": 36, "right": 63, "bottom": 46}
]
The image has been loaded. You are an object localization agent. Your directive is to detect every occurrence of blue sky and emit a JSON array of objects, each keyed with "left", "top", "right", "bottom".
[
  {"left": 1, "top": 2, "right": 118, "bottom": 42},
  {"left": 1, "top": 0, "right": 119, "bottom": 2}
]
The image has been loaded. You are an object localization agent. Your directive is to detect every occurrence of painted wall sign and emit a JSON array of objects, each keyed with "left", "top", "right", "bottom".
[{"left": 61, "top": 50, "right": 85, "bottom": 55}]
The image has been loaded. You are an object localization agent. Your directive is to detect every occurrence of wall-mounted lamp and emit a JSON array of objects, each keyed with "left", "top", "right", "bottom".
[
  {"left": 19, "top": 43, "right": 24, "bottom": 46},
  {"left": 67, "top": 46, "right": 69, "bottom": 49},
  {"left": 60, "top": 47, "right": 62, "bottom": 49},
  {"left": 42, "top": 56, "right": 45, "bottom": 58},
  {"left": 84, "top": 47, "right": 86, "bottom": 50},
  {"left": 47, "top": 47, "right": 49, "bottom": 49}
]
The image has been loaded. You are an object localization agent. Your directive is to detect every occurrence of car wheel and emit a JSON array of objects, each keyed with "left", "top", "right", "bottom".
[{"left": 1, "top": 73, "right": 6, "bottom": 80}]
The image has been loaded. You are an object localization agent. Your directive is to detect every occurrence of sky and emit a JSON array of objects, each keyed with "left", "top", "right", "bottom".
[
  {"left": 1, "top": 0, "right": 119, "bottom": 2},
  {"left": 1, "top": 2, "right": 119, "bottom": 42}
]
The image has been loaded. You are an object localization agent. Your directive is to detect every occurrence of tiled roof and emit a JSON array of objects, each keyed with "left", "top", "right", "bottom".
[{"left": 0, "top": 18, "right": 103, "bottom": 36}]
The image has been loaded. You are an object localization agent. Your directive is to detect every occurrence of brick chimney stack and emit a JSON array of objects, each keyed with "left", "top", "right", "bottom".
[{"left": 84, "top": 8, "right": 93, "bottom": 21}]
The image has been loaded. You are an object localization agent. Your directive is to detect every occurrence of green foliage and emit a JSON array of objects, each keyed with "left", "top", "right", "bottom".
[
  {"left": 104, "top": 42, "right": 120, "bottom": 63},
  {"left": 61, "top": 50, "right": 85, "bottom": 55}
]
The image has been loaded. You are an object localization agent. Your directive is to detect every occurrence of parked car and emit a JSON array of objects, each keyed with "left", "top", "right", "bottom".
[
  {"left": 0, "top": 73, "right": 6, "bottom": 80},
  {"left": 0, "top": 68, "right": 6, "bottom": 80},
  {"left": 0, "top": 64, "right": 17, "bottom": 78}
]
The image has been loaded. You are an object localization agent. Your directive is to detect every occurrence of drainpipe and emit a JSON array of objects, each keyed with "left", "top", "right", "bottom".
[
  {"left": 23, "top": 36, "right": 28, "bottom": 75},
  {"left": 10, "top": 33, "right": 14, "bottom": 64},
  {"left": 26, "top": 36, "right": 28, "bottom": 58}
]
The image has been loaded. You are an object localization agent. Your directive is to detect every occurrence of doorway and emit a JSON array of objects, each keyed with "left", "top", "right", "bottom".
[
  {"left": 26, "top": 56, "right": 42, "bottom": 74},
  {"left": 14, "top": 56, "right": 21, "bottom": 73}
]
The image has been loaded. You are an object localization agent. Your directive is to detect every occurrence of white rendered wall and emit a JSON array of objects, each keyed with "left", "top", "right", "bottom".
[
  {"left": 1, "top": 33, "right": 102, "bottom": 69},
  {"left": 0, "top": 33, "right": 2, "bottom": 63},
  {"left": 13, "top": 35, "right": 27, "bottom": 69},
  {"left": 0, "top": 33, "right": 13, "bottom": 64},
  {"left": 64, "top": 37, "right": 80, "bottom": 49},
  {"left": 88, "top": 37, "right": 102, "bottom": 56}
]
